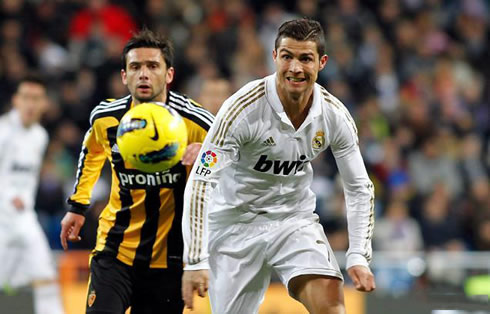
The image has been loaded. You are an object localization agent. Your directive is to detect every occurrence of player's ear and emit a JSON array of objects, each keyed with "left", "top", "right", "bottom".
[
  {"left": 319, "top": 54, "right": 328, "bottom": 71},
  {"left": 166, "top": 67, "right": 175, "bottom": 85},
  {"left": 121, "top": 69, "right": 128, "bottom": 86}
]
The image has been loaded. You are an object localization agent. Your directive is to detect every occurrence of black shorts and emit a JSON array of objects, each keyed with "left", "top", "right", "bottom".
[{"left": 86, "top": 253, "right": 184, "bottom": 314}]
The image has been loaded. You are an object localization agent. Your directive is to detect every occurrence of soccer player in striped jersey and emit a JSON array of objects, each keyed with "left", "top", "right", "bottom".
[
  {"left": 59, "top": 29, "right": 214, "bottom": 314},
  {"left": 182, "top": 19, "right": 375, "bottom": 313}
]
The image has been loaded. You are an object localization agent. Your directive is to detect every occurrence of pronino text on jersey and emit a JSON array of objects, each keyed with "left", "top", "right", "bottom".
[{"left": 117, "top": 169, "right": 182, "bottom": 188}]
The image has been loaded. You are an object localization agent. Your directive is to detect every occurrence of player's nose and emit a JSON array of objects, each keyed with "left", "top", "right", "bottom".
[
  {"left": 139, "top": 65, "right": 150, "bottom": 79},
  {"left": 289, "top": 59, "right": 303, "bottom": 73}
]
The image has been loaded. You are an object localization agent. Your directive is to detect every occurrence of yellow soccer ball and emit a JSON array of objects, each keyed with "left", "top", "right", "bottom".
[{"left": 116, "top": 102, "right": 187, "bottom": 173}]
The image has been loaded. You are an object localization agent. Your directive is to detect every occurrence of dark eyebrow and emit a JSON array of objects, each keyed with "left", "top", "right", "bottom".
[
  {"left": 279, "top": 48, "right": 293, "bottom": 55},
  {"left": 279, "top": 48, "right": 314, "bottom": 58},
  {"left": 299, "top": 53, "right": 314, "bottom": 58},
  {"left": 128, "top": 60, "right": 161, "bottom": 66}
]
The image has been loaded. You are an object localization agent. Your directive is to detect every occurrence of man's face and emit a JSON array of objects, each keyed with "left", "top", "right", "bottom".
[
  {"left": 13, "top": 82, "right": 48, "bottom": 127},
  {"left": 199, "top": 78, "right": 231, "bottom": 115},
  {"left": 273, "top": 38, "right": 327, "bottom": 99},
  {"left": 121, "top": 47, "right": 174, "bottom": 104}
]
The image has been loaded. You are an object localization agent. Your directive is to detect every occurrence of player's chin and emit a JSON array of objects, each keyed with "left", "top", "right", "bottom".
[
  {"left": 284, "top": 87, "right": 305, "bottom": 99},
  {"left": 134, "top": 94, "right": 155, "bottom": 103}
]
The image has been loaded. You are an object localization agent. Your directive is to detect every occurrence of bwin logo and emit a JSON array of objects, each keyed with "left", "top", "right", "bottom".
[{"left": 253, "top": 155, "right": 309, "bottom": 175}]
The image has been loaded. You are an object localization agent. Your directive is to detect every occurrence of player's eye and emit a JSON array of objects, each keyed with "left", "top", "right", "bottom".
[{"left": 148, "top": 63, "right": 159, "bottom": 69}]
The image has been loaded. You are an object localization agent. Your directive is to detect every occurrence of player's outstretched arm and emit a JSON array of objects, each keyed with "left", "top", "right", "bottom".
[
  {"left": 182, "top": 142, "right": 202, "bottom": 166},
  {"left": 182, "top": 269, "right": 209, "bottom": 310},
  {"left": 60, "top": 212, "right": 85, "bottom": 250},
  {"left": 347, "top": 265, "right": 376, "bottom": 292}
]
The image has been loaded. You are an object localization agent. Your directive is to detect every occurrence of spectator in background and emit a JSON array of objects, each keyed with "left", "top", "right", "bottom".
[
  {"left": 69, "top": 0, "right": 136, "bottom": 42},
  {"left": 230, "top": 21, "right": 269, "bottom": 87},
  {"left": 374, "top": 200, "right": 423, "bottom": 294},
  {"left": 419, "top": 184, "right": 465, "bottom": 251},
  {"left": 374, "top": 200, "right": 423, "bottom": 253},
  {"left": 473, "top": 214, "right": 490, "bottom": 251},
  {"left": 0, "top": 75, "right": 64, "bottom": 314},
  {"left": 258, "top": 1, "right": 297, "bottom": 73},
  {"left": 68, "top": 0, "right": 137, "bottom": 68},
  {"left": 197, "top": 77, "right": 232, "bottom": 115},
  {"left": 408, "top": 132, "right": 463, "bottom": 199}
]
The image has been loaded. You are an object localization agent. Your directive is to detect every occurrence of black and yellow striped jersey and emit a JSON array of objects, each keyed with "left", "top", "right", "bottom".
[{"left": 67, "top": 91, "right": 214, "bottom": 269}]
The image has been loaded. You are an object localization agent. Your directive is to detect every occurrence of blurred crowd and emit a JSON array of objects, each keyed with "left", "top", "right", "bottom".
[{"left": 0, "top": 0, "right": 488, "bottom": 293}]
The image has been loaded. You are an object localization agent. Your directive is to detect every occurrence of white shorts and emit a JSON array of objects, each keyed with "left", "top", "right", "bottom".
[
  {"left": 0, "top": 211, "right": 57, "bottom": 288},
  {"left": 208, "top": 216, "right": 343, "bottom": 314}
]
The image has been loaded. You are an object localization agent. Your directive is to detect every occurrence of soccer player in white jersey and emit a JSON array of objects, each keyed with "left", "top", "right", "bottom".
[
  {"left": 182, "top": 18, "right": 376, "bottom": 313},
  {"left": 0, "top": 76, "right": 64, "bottom": 314}
]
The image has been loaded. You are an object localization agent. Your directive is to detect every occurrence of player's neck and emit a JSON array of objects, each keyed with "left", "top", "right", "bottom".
[
  {"left": 13, "top": 110, "right": 34, "bottom": 128},
  {"left": 133, "top": 94, "right": 168, "bottom": 106},
  {"left": 278, "top": 89, "right": 313, "bottom": 130}
]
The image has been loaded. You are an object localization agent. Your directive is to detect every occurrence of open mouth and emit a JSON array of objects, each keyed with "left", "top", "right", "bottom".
[
  {"left": 137, "top": 84, "right": 151, "bottom": 91},
  {"left": 287, "top": 77, "right": 306, "bottom": 83}
]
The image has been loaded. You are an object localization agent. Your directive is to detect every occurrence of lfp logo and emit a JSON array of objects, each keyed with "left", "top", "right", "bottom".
[
  {"left": 196, "top": 150, "right": 217, "bottom": 177},
  {"left": 201, "top": 150, "right": 217, "bottom": 168}
]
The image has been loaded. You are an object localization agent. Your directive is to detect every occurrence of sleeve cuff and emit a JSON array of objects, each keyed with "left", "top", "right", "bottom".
[
  {"left": 346, "top": 253, "right": 370, "bottom": 270},
  {"left": 184, "top": 259, "right": 209, "bottom": 271},
  {"left": 66, "top": 199, "right": 89, "bottom": 216},
  {"left": 68, "top": 206, "right": 87, "bottom": 216}
]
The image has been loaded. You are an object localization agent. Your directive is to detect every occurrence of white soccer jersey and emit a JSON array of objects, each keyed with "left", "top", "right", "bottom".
[
  {"left": 0, "top": 111, "right": 64, "bottom": 314},
  {"left": 183, "top": 73, "right": 374, "bottom": 270},
  {"left": 0, "top": 110, "right": 48, "bottom": 220}
]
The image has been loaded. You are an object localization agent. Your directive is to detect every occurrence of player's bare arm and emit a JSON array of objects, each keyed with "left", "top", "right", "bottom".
[
  {"left": 182, "top": 142, "right": 202, "bottom": 166},
  {"left": 182, "top": 269, "right": 209, "bottom": 310},
  {"left": 60, "top": 212, "right": 85, "bottom": 250}
]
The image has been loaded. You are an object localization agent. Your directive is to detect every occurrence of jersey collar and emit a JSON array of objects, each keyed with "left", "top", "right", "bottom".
[
  {"left": 8, "top": 109, "right": 24, "bottom": 129},
  {"left": 265, "top": 73, "right": 323, "bottom": 127}
]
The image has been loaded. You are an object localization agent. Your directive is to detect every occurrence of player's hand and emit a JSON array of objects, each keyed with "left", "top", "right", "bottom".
[
  {"left": 347, "top": 265, "right": 376, "bottom": 292},
  {"left": 60, "top": 212, "right": 85, "bottom": 250},
  {"left": 182, "top": 269, "right": 209, "bottom": 310},
  {"left": 182, "top": 143, "right": 202, "bottom": 166}
]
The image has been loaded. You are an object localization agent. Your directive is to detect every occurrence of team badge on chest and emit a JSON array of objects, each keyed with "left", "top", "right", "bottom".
[{"left": 312, "top": 131, "right": 325, "bottom": 150}]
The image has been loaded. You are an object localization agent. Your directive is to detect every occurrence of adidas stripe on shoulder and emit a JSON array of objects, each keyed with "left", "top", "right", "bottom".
[
  {"left": 89, "top": 95, "right": 131, "bottom": 126},
  {"left": 211, "top": 80, "right": 266, "bottom": 147},
  {"left": 168, "top": 91, "right": 214, "bottom": 130}
]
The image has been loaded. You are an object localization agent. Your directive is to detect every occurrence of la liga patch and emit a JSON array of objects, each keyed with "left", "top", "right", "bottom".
[{"left": 201, "top": 150, "right": 218, "bottom": 168}]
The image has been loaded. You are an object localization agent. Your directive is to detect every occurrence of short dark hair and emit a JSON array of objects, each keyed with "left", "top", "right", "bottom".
[
  {"left": 121, "top": 29, "right": 174, "bottom": 69},
  {"left": 16, "top": 74, "right": 47, "bottom": 92},
  {"left": 274, "top": 18, "right": 326, "bottom": 57}
]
